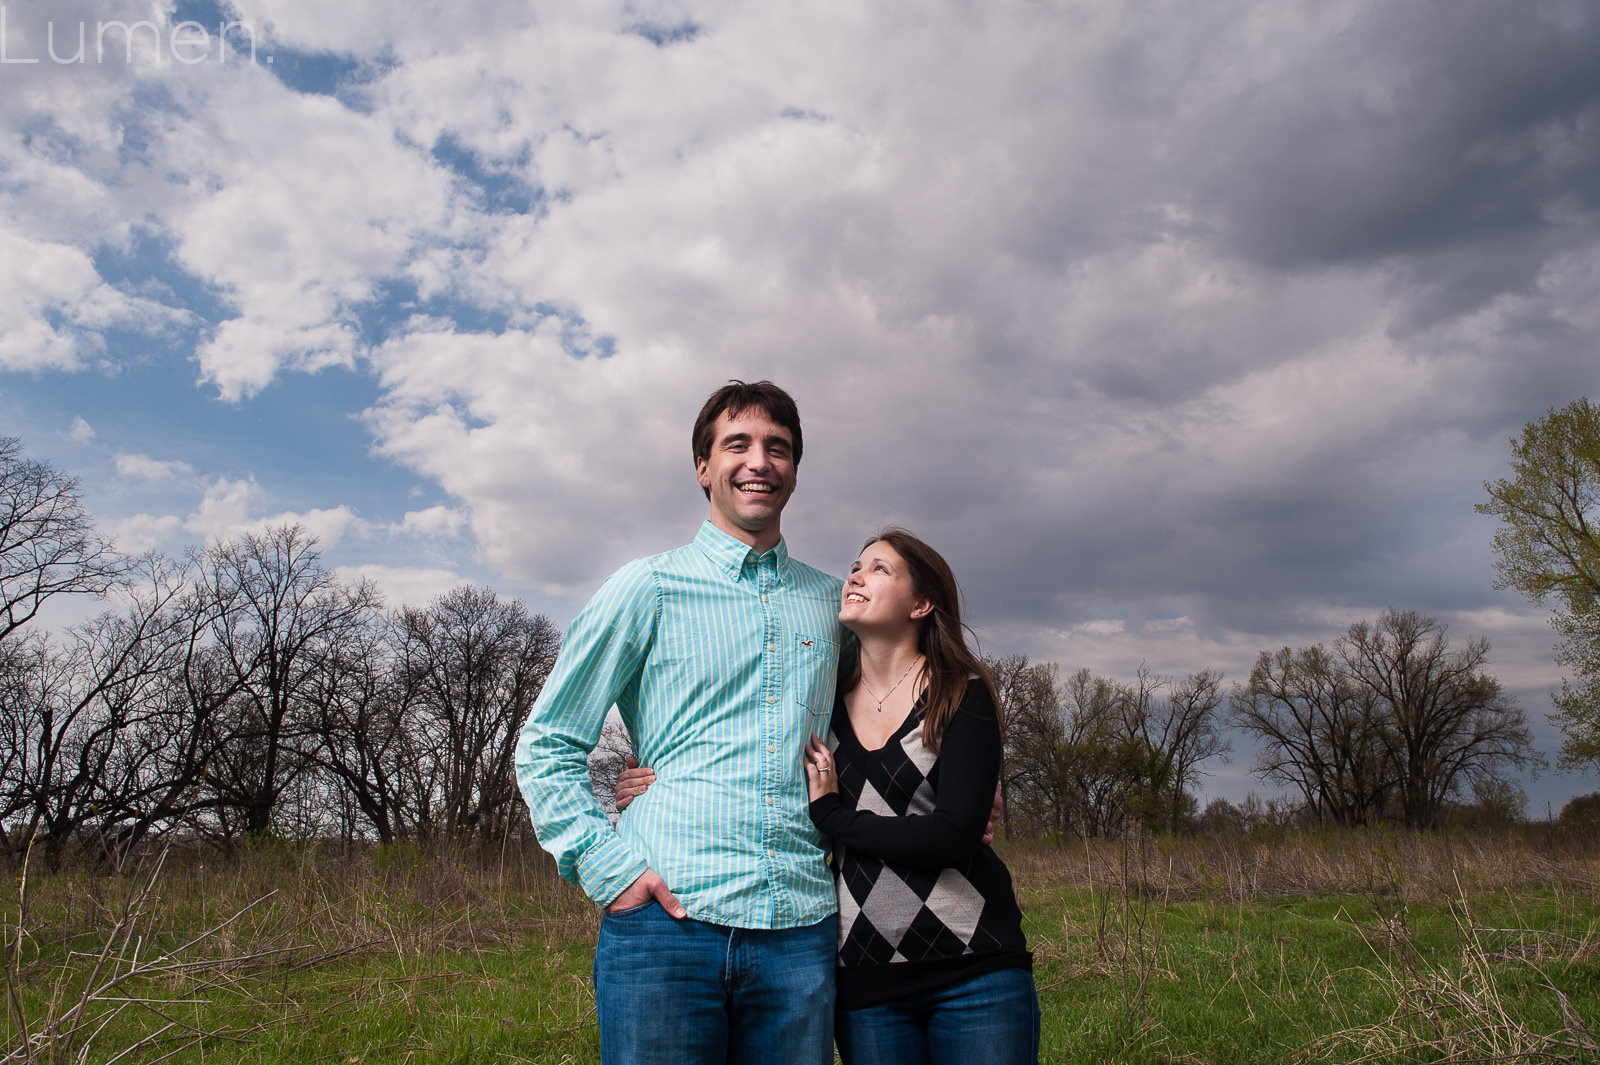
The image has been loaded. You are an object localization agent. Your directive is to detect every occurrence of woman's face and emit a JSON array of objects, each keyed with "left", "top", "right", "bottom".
[{"left": 839, "top": 540, "right": 929, "bottom": 634}]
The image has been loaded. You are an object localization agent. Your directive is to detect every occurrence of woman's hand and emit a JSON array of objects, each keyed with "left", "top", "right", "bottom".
[
  {"left": 613, "top": 757, "right": 655, "bottom": 812},
  {"left": 804, "top": 735, "right": 838, "bottom": 801}
]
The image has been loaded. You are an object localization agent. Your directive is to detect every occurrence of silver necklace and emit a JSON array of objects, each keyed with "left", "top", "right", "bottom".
[{"left": 861, "top": 656, "right": 922, "bottom": 712}]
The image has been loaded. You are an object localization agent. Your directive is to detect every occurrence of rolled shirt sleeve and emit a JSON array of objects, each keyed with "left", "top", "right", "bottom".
[{"left": 515, "top": 560, "right": 658, "bottom": 907}]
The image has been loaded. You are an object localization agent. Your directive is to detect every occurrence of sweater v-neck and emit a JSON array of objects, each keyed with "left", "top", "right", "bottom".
[{"left": 838, "top": 690, "right": 925, "bottom": 753}]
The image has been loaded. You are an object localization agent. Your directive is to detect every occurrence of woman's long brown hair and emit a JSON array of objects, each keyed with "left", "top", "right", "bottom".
[{"left": 841, "top": 527, "right": 1000, "bottom": 753}]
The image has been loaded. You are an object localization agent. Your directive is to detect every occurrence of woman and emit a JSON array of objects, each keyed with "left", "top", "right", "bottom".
[
  {"left": 805, "top": 528, "right": 1037, "bottom": 1065},
  {"left": 617, "top": 528, "right": 1038, "bottom": 1064}
]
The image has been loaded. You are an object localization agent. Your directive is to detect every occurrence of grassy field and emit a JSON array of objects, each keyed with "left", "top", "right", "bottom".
[{"left": 4, "top": 827, "right": 1599, "bottom": 1064}]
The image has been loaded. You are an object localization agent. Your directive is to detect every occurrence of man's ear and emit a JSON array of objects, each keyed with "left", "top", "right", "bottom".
[{"left": 695, "top": 457, "right": 711, "bottom": 490}]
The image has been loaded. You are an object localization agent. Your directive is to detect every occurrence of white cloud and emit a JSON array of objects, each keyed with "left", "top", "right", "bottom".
[
  {"left": 164, "top": 79, "right": 462, "bottom": 400},
  {"left": 67, "top": 417, "right": 96, "bottom": 443},
  {"left": 105, "top": 511, "right": 184, "bottom": 555},
  {"left": 142, "top": 478, "right": 377, "bottom": 550},
  {"left": 366, "top": 323, "right": 707, "bottom": 591},
  {"left": 255, "top": 505, "right": 372, "bottom": 550},
  {"left": 115, "top": 453, "right": 194, "bottom": 482},
  {"left": 332, "top": 563, "right": 464, "bottom": 611},
  {"left": 0, "top": 230, "right": 179, "bottom": 372},
  {"left": 398, "top": 505, "right": 467, "bottom": 539},
  {"left": 181, "top": 477, "right": 263, "bottom": 545}
]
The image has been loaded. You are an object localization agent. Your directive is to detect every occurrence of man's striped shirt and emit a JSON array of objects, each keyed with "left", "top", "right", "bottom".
[{"left": 516, "top": 521, "right": 845, "bottom": 928}]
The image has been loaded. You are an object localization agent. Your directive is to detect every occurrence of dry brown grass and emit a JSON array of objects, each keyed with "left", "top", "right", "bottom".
[
  {"left": 1305, "top": 900, "right": 1600, "bottom": 1064},
  {"left": 2, "top": 838, "right": 599, "bottom": 1064},
  {"left": 1000, "top": 824, "right": 1600, "bottom": 906}
]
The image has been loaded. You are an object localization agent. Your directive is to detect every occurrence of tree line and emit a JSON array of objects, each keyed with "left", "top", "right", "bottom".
[
  {"left": 0, "top": 435, "right": 1557, "bottom": 868},
  {"left": 2, "top": 438, "right": 561, "bottom": 866},
  {"left": 992, "top": 606, "right": 1541, "bottom": 840}
]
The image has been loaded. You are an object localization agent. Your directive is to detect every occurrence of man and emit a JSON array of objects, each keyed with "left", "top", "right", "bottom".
[{"left": 515, "top": 380, "right": 845, "bottom": 1064}]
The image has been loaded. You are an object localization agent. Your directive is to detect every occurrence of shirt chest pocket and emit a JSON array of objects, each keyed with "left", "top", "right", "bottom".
[{"left": 793, "top": 632, "right": 839, "bottom": 724}]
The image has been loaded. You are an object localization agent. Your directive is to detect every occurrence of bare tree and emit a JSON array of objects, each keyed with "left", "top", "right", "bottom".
[
  {"left": 0, "top": 436, "right": 124, "bottom": 643},
  {"left": 1159, "top": 669, "right": 1230, "bottom": 827},
  {"left": 1233, "top": 612, "right": 1543, "bottom": 830},
  {"left": 995, "top": 658, "right": 1227, "bottom": 840},
  {"left": 1231, "top": 644, "right": 1394, "bottom": 828},
  {"left": 394, "top": 586, "right": 559, "bottom": 843},
  {"left": 0, "top": 553, "right": 227, "bottom": 866},
  {"left": 588, "top": 714, "right": 636, "bottom": 820},
  {"left": 303, "top": 615, "right": 419, "bottom": 844},
  {"left": 0, "top": 634, "right": 53, "bottom": 853},
  {"left": 991, "top": 655, "right": 1067, "bottom": 838},
  {"left": 1123, "top": 666, "right": 1230, "bottom": 832},
  {"left": 1339, "top": 609, "right": 1542, "bottom": 830},
  {"left": 194, "top": 525, "right": 382, "bottom": 840},
  {"left": 1063, "top": 667, "right": 1179, "bottom": 838}
]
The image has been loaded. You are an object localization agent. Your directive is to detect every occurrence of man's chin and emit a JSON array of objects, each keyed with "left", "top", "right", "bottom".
[{"left": 735, "top": 513, "right": 779, "bottom": 533}]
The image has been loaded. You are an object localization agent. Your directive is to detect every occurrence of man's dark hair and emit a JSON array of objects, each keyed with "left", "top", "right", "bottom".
[{"left": 691, "top": 380, "right": 804, "bottom": 470}]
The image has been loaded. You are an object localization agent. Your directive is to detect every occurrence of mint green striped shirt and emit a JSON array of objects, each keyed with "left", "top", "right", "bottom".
[{"left": 516, "top": 521, "right": 845, "bottom": 928}]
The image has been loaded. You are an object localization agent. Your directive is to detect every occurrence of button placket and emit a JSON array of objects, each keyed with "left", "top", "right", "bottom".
[{"left": 756, "top": 555, "right": 784, "bottom": 906}]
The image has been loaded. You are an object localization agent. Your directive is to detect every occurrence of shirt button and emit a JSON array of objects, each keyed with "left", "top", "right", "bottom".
[
  {"left": 765, "top": 796, "right": 774, "bottom": 805},
  {"left": 768, "top": 642, "right": 777, "bottom": 651},
  {"left": 766, "top": 694, "right": 776, "bottom": 704},
  {"left": 766, "top": 744, "right": 775, "bottom": 752}
]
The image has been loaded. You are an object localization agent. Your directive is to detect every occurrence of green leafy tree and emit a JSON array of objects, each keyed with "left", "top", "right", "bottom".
[{"left": 1478, "top": 398, "right": 1600, "bottom": 768}]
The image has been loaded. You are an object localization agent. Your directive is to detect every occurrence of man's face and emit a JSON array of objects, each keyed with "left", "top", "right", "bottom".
[{"left": 695, "top": 408, "right": 798, "bottom": 550}]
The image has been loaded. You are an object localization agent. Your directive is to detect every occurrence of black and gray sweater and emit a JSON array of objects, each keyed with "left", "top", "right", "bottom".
[{"left": 808, "top": 678, "right": 1032, "bottom": 1010}]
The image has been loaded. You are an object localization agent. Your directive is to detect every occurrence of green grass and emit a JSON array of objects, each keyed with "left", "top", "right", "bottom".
[{"left": 5, "top": 829, "right": 1599, "bottom": 1063}]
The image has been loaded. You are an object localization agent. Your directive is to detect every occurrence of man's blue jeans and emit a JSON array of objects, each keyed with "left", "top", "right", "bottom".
[
  {"left": 834, "top": 965, "right": 1040, "bottom": 1065},
  {"left": 593, "top": 902, "right": 837, "bottom": 1065}
]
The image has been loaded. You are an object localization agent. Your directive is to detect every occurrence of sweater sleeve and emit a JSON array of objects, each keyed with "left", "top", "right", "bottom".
[{"left": 809, "top": 680, "right": 999, "bottom": 870}]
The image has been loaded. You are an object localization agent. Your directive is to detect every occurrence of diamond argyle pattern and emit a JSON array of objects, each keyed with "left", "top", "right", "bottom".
[{"left": 832, "top": 718, "right": 1003, "bottom": 965}]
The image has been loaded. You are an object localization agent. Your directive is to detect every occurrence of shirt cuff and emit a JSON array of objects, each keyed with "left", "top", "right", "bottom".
[{"left": 575, "top": 834, "right": 652, "bottom": 907}]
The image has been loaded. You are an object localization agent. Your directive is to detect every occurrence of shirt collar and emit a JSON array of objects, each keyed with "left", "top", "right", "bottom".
[{"left": 694, "top": 520, "right": 790, "bottom": 583}]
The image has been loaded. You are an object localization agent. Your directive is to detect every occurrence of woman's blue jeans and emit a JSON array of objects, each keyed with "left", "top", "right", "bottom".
[
  {"left": 835, "top": 965, "right": 1041, "bottom": 1065},
  {"left": 593, "top": 901, "right": 837, "bottom": 1065}
]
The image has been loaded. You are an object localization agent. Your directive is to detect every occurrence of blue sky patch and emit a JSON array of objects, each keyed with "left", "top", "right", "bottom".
[
  {"left": 353, "top": 278, "right": 513, "bottom": 346},
  {"left": 0, "top": 356, "right": 428, "bottom": 531},
  {"left": 430, "top": 134, "right": 543, "bottom": 216},
  {"left": 625, "top": 20, "right": 702, "bottom": 46},
  {"left": 265, "top": 46, "right": 386, "bottom": 103},
  {"left": 94, "top": 228, "right": 233, "bottom": 324}
]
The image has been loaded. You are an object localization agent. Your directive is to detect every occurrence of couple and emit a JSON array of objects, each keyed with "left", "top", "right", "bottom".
[{"left": 515, "top": 380, "right": 1038, "bottom": 1064}]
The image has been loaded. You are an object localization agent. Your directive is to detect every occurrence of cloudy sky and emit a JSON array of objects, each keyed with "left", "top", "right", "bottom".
[{"left": 3, "top": 0, "right": 1597, "bottom": 810}]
